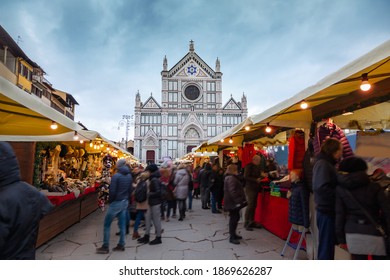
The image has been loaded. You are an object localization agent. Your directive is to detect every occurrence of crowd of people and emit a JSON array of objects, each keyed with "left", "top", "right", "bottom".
[
  {"left": 94, "top": 154, "right": 280, "bottom": 253},
  {"left": 1, "top": 139, "right": 389, "bottom": 260}
]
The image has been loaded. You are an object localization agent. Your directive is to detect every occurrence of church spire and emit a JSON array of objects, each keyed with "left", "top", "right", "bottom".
[
  {"left": 163, "top": 55, "right": 168, "bottom": 71},
  {"left": 216, "top": 57, "right": 220, "bottom": 72},
  {"left": 189, "top": 40, "right": 194, "bottom": 52}
]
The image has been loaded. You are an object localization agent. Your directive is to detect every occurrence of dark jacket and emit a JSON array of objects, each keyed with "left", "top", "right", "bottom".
[
  {"left": 109, "top": 165, "right": 133, "bottom": 203},
  {"left": 209, "top": 169, "right": 223, "bottom": 193},
  {"left": 148, "top": 170, "right": 162, "bottom": 206},
  {"left": 224, "top": 174, "right": 246, "bottom": 211},
  {"left": 288, "top": 181, "right": 310, "bottom": 228},
  {"left": 244, "top": 162, "right": 263, "bottom": 189},
  {"left": 199, "top": 164, "right": 212, "bottom": 189},
  {"left": 335, "top": 171, "right": 390, "bottom": 244},
  {"left": 313, "top": 152, "right": 338, "bottom": 215},
  {"left": 0, "top": 142, "right": 53, "bottom": 259}
]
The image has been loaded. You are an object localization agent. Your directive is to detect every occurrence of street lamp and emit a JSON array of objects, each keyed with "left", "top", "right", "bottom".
[{"left": 118, "top": 114, "right": 134, "bottom": 150}]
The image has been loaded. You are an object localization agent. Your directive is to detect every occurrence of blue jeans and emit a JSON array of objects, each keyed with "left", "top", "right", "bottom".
[
  {"left": 103, "top": 200, "right": 128, "bottom": 248},
  {"left": 316, "top": 211, "right": 335, "bottom": 260},
  {"left": 133, "top": 209, "right": 146, "bottom": 232}
]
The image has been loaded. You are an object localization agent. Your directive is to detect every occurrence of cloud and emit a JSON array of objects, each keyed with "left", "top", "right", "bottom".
[{"left": 1, "top": 0, "right": 390, "bottom": 142}]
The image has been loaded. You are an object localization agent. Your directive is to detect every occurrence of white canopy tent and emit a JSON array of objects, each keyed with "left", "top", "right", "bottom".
[
  {"left": 206, "top": 39, "right": 390, "bottom": 148},
  {"left": 0, "top": 76, "right": 82, "bottom": 135}
]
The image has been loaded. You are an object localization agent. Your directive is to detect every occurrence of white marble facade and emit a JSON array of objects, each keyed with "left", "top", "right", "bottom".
[{"left": 134, "top": 41, "right": 248, "bottom": 163}]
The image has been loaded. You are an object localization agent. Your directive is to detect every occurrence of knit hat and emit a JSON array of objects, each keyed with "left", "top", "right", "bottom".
[
  {"left": 116, "top": 159, "right": 127, "bottom": 169},
  {"left": 339, "top": 156, "right": 367, "bottom": 173},
  {"left": 145, "top": 163, "right": 158, "bottom": 173}
]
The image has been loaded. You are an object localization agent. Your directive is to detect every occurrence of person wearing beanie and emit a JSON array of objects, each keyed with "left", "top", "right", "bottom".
[
  {"left": 0, "top": 142, "right": 53, "bottom": 259},
  {"left": 138, "top": 163, "right": 163, "bottom": 245},
  {"left": 335, "top": 156, "right": 390, "bottom": 260},
  {"left": 97, "top": 158, "right": 133, "bottom": 254}
]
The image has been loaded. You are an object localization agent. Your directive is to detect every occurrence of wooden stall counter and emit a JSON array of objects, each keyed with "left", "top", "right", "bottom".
[{"left": 36, "top": 189, "right": 99, "bottom": 248}]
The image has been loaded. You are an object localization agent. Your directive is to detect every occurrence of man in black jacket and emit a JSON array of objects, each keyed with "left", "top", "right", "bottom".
[
  {"left": 0, "top": 142, "right": 53, "bottom": 259},
  {"left": 244, "top": 155, "right": 267, "bottom": 230},
  {"left": 97, "top": 158, "right": 133, "bottom": 253}
]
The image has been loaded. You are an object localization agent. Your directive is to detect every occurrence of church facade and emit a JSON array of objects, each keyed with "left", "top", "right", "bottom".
[{"left": 133, "top": 41, "right": 248, "bottom": 163}]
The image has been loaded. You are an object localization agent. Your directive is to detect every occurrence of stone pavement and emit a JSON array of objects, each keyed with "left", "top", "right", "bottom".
[{"left": 36, "top": 199, "right": 308, "bottom": 260}]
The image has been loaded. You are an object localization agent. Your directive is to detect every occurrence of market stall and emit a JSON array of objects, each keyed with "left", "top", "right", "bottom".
[{"left": 199, "top": 39, "right": 390, "bottom": 258}]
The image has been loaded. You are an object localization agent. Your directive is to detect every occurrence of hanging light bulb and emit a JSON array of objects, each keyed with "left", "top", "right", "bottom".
[
  {"left": 360, "top": 73, "right": 371, "bottom": 91},
  {"left": 79, "top": 140, "right": 84, "bottom": 144},
  {"left": 89, "top": 141, "right": 93, "bottom": 147},
  {"left": 229, "top": 137, "right": 233, "bottom": 144},
  {"left": 265, "top": 123, "right": 272, "bottom": 133},
  {"left": 73, "top": 131, "right": 79, "bottom": 140},
  {"left": 50, "top": 121, "right": 58, "bottom": 130},
  {"left": 300, "top": 100, "right": 308, "bottom": 109},
  {"left": 220, "top": 139, "right": 224, "bottom": 143},
  {"left": 245, "top": 125, "right": 250, "bottom": 131}
]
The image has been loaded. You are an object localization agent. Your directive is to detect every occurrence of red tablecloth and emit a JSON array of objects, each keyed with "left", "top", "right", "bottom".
[
  {"left": 82, "top": 186, "right": 97, "bottom": 196},
  {"left": 254, "top": 191, "right": 304, "bottom": 246},
  {"left": 47, "top": 192, "right": 76, "bottom": 206}
]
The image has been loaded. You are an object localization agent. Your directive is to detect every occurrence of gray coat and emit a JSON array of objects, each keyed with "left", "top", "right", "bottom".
[{"left": 173, "top": 168, "right": 189, "bottom": 200}]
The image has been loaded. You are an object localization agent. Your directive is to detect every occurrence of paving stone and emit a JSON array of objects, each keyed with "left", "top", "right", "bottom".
[
  {"left": 36, "top": 199, "right": 288, "bottom": 260},
  {"left": 41, "top": 240, "right": 79, "bottom": 258}
]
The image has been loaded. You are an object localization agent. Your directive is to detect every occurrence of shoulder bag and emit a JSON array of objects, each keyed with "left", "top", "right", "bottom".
[{"left": 342, "top": 188, "right": 387, "bottom": 256}]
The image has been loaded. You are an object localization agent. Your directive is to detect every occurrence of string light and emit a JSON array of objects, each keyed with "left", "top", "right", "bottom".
[
  {"left": 50, "top": 121, "right": 58, "bottom": 130},
  {"left": 360, "top": 73, "right": 371, "bottom": 91},
  {"left": 265, "top": 123, "right": 272, "bottom": 133},
  {"left": 73, "top": 131, "right": 79, "bottom": 140},
  {"left": 229, "top": 137, "right": 233, "bottom": 144},
  {"left": 220, "top": 139, "right": 224, "bottom": 143},
  {"left": 245, "top": 125, "right": 250, "bottom": 131},
  {"left": 300, "top": 100, "right": 308, "bottom": 109}
]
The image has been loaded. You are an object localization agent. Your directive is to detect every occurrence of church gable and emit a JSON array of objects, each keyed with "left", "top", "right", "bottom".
[
  {"left": 181, "top": 113, "right": 204, "bottom": 138},
  {"left": 144, "top": 128, "right": 158, "bottom": 142},
  {"left": 142, "top": 96, "right": 161, "bottom": 109},
  {"left": 181, "top": 113, "right": 202, "bottom": 128},
  {"left": 223, "top": 98, "right": 242, "bottom": 110},
  {"left": 169, "top": 53, "right": 215, "bottom": 79}
]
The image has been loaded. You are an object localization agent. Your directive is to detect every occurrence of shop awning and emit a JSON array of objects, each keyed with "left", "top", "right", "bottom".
[
  {"left": 0, "top": 129, "right": 140, "bottom": 162},
  {"left": 250, "top": 39, "right": 390, "bottom": 129},
  {"left": 208, "top": 39, "right": 390, "bottom": 146},
  {"left": 0, "top": 76, "right": 81, "bottom": 135}
]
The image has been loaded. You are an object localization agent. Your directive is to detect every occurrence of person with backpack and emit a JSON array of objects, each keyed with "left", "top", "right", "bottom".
[
  {"left": 138, "top": 164, "right": 163, "bottom": 245},
  {"left": 132, "top": 171, "right": 149, "bottom": 240}
]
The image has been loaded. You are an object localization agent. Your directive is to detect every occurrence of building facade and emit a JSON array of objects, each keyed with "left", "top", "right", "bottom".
[
  {"left": 0, "top": 25, "right": 78, "bottom": 120},
  {"left": 134, "top": 41, "right": 248, "bottom": 163}
]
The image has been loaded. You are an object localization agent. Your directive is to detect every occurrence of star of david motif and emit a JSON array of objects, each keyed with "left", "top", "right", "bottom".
[{"left": 187, "top": 64, "right": 197, "bottom": 75}]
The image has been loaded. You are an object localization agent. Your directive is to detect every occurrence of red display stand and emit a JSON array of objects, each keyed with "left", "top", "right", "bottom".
[{"left": 254, "top": 190, "right": 303, "bottom": 245}]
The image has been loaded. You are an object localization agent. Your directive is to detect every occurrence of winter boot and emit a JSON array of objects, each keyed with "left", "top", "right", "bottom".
[
  {"left": 137, "top": 234, "right": 150, "bottom": 244},
  {"left": 229, "top": 237, "right": 240, "bottom": 245},
  {"left": 149, "top": 236, "right": 162, "bottom": 245}
]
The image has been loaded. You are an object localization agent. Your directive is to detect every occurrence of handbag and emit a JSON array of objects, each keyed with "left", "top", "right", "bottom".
[{"left": 342, "top": 188, "right": 387, "bottom": 256}]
